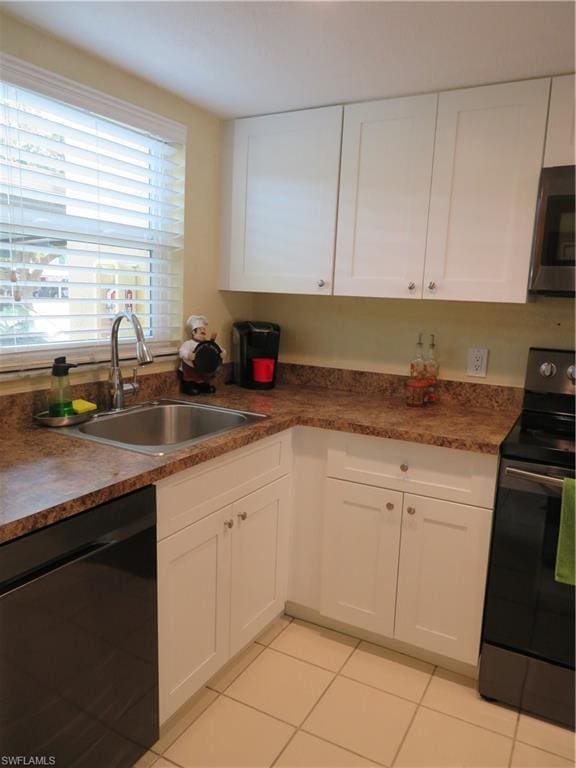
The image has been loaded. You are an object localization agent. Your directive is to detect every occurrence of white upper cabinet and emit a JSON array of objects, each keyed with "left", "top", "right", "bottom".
[
  {"left": 544, "top": 74, "right": 575, "bottom": 167},
  {"left": 221, "top": 106, "right": 343, "bottom": 294},
  {"left": 334, "top": 94, "right": 437, "bottom": 299},
  {"left": 424, "top": 79, "right": 550, "bottom": 303},
  {"left": 221, "top": 76, "right": 555, "bottom": 303}
]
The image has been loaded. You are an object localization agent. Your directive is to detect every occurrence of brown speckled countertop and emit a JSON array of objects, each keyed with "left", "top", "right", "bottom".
[{"left": 0, "top": 375, "right": 521, "bottom": 544}]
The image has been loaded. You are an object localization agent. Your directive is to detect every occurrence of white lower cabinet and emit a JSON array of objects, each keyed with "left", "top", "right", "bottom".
[
  {"left": 320, "top": 484, "right": 493, "bottom": 665},
  {"left": 395, "top": 494, "right": 492, "bottom": 664},
  {"left": 230, "top": 477, "right": 291, "bottom": 655},
  {"left": 158, "top": 505, "right": 232, "bottom": 722},
  {"left": 158, "top": 427, "right": 497, "bottom": 721},
  {"left": 317, "top": 431, "right": 496, "bottom": 667},
  {"left": 321, "top": 480, "right": 402, "bottom": 636},
  {"left": 158, "top": 475, "right": 290, "bottom": 723}
]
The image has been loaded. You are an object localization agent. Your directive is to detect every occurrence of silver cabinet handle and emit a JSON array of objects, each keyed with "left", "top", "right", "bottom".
[
  {"left": 567, "top": 364, "right": 576, "bottom": 383},
  {"left": 505, "top": 467, "right": 565, "bottom": 489},
  {"left": 386, "top": 502, "right": 394, "bottom": 511},
  {"left": 408, "top": 282, "right": 416, "bottom": 291},
  {"left": 224, "top": 519, "right": 234, "bottom": 529},
  {"left": 400, "top": 463, "right": 409, "bottom": 472},
  {"left": 428, "top": 281, "right": 436, "bottom": 290},
  {"left": 317, "top": 279, "right": 326, "bottom": 288},
  {"left": 407, "top": 506, "right": 416, "bottom": 515},
  {"left": 237, "top": 511, "right": 248, "bottom": 521}
]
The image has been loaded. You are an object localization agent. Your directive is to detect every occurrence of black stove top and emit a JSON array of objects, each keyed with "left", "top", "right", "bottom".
[
  {"left": 501, "top": 348, "right": 575, "bottom": 468},
  {"left": 501, "top": 417, "right": 575, "bottom": 467}
]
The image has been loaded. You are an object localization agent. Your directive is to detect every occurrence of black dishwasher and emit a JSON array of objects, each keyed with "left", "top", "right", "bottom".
[{"left": 0, "top": 486, "right": 158, "bottom": 767}]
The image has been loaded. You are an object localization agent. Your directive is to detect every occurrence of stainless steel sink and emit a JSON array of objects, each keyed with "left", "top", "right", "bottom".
[{"left": 62, "top": 399, "right": 267, "bottom": 455}]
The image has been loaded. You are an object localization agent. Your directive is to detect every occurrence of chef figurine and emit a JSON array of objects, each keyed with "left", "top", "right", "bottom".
[{"left": 178, "top": 315, "right": 224, "bottom": 395}]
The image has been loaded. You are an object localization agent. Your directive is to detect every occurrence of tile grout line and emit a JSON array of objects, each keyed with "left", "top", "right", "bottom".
[
  {"left": 266, "top": 640, "right": 358, "bottom": 674},
  {"left": 222, "top": 688, "right": 304, "bottom": 730},
  {"left": 417, "top": 702, "right": 519, "bottom": 741},
  {"left": 507, "top": 706, "right": 521, "bottom": 768},
  {"left": 337, "top": 671, "right": 434, "bottom": 709},
  {"left": 514, "top": 736, "right": 575, "bottom": 764},
  {"left": 414, "top": 664, "right": 521, "bottom": 742},
  {"left": 270, "top": 634, "right": 364, "bottom": 767},
  {"left": 390, "top": 664, "right": 437, "bottom": 768},
  {"left": 153, "top": 689, "right": 222, "bottom": 759},
  {"left": 253, "top": 614, "right": 294, "bottom": 648}
]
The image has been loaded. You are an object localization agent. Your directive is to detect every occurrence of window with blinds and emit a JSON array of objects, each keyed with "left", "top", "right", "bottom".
[{"left": 0, "top": 77, "right": 185, "bottom": 366}]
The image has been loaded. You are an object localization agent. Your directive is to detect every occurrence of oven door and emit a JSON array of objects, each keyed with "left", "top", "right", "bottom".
[
  {"left": 483, "top": 458, "right": 575, "bottom": 668},
  {"left": 529, "top": 165, "right": 575, "bottom": 295}
]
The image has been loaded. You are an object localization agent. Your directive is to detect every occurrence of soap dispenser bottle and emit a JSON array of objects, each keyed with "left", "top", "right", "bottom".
[{"left": 49, "top": 356, "right": 77, "bottom": 417}]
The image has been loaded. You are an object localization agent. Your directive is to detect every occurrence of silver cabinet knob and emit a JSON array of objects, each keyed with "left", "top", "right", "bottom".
[
  {"left": 386, "top": 502, "right": 394, "bottom": 511},
  {"left": 407, "top": 507, "right": 416, "bottom": 515},
  {"left": 400, "top": 463, "right": 409, "bottom": 472},
  {"left": 408, "top": 282, "right": 416, "bottom": 291},
  {"left": 317, "top": 279, "right": 326, "bottom": 288},
  {"left": 428, "top": 281, "right": 436, "bottom": 290},
  {"left": 224, "top": 519, "right": 234, "bottom": 529},
  {"left": 238, "top": 511, "right": 248, "bottom": 521},
  {"left": 567, "top": 364, "right": 576, "bottom": 383},
  {"left": 539, "top": 362, "right": 557, "bottom": 378}
]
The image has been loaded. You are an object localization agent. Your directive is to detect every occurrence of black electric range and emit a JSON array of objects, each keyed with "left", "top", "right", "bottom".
[{"left": 479, "top": 348, "right": 575, "bottom": 729}]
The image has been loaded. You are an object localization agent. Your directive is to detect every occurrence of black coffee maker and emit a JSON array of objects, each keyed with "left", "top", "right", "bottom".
[{"left": 231, "top": 321, "right": 281, "bottom": 389}]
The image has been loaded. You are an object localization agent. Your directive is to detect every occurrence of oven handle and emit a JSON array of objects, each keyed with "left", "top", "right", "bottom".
[{"left": 505, "top": 467, "right": 566, "bottom": 489}]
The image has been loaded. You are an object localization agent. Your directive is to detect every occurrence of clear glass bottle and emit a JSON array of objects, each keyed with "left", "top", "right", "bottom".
[
  {"left": 407, "top": 333, "right": 427, "bottom": 406},
  {"left": 424, "top": 334, "right": 439, "bottom": 404},
  {"left": 409, "top": 333, "right": 426, "bottom": 379},
  {"left": 48, "top": 356, "right": 77, "bottom": 417}
]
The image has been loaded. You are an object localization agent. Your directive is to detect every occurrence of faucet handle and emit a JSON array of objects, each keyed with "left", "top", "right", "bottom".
[{"left": 121, "top": 367, "right": 140, "bottom": 399}]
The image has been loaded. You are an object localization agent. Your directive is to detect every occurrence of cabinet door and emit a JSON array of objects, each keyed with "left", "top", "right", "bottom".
[
  {"left": 425, "top": 79, "right": 550, "bottom": 303},
  {"left": 158, "top": 506, "right": 232, "bottom": 722},
  {"left": 225, "top": 106, "right": 342, "bottom": 294},
  {"left": 395, "top": 494, "right": 492, "bottom": 664},
  {"left": 544, "top": 75, "right": 575, "bottom": 167},
  {"left": 334, "top": 95, "right": 437, "bottom": 298},
  {"left": 321, "top": 479, "right": 402, "bottom": 636},
  {"left": 230, "top": 477, "right": 291, "bottom": 655}
]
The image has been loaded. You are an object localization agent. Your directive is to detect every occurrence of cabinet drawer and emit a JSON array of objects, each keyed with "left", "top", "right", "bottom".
[
  {"left": 156, "top": 431, "right": 292, "bottom": 540},
  {"left": 326, "top": 432, "right": 497, "bottom": 508}
]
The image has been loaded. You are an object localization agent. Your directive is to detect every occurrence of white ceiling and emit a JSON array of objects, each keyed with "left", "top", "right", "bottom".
[{"left": 1, "top": 1, "right": 574, "bottom": 118}]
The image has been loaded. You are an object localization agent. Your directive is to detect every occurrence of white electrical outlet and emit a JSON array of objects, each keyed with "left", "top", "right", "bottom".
[{"left": 467, "top": 348, "right": 489, "bottom": 377}]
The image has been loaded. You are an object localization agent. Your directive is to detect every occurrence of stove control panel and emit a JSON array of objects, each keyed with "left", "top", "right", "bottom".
[{"left": 525, "top": 348, "right": 576, "bottom": 395}]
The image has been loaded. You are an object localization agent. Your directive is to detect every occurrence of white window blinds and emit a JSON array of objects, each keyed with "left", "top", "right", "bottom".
[{"left": 0, "top": 73, "right": 185, "bottom": 365}]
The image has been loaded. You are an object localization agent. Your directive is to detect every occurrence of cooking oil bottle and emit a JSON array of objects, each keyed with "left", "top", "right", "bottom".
[{"left": 424, "top": 334, "right": 439, "bottom": 403}]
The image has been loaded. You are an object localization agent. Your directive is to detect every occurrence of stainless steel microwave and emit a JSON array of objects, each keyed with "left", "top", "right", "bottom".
[{"left": 529, "top": 165, "right": 575, "bottom": 296}]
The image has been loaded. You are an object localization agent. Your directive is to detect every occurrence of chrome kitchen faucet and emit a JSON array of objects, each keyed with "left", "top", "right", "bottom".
[{"left": 109, "top": 311, "right": 154, "bottom": 410}]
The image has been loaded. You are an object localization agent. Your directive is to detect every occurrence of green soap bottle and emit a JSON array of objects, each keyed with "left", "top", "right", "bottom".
[{"left": 48, "top": 356, "right": 77, "bottom": 417}]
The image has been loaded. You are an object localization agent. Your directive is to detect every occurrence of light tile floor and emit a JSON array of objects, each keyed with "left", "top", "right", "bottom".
[{"left": 135, "top": 616, "right": 575, "bottom": 768}]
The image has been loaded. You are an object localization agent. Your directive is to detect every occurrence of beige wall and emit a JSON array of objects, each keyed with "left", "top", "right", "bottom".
[
  {"left": 252, "top": 293, "right": 575, "bottom": 387},
  {"left": 0, "top": 11, "right": 253, "bottom": 394},
  {"left": 1, "top": 12, "right": 574, "bottom": 394}
]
